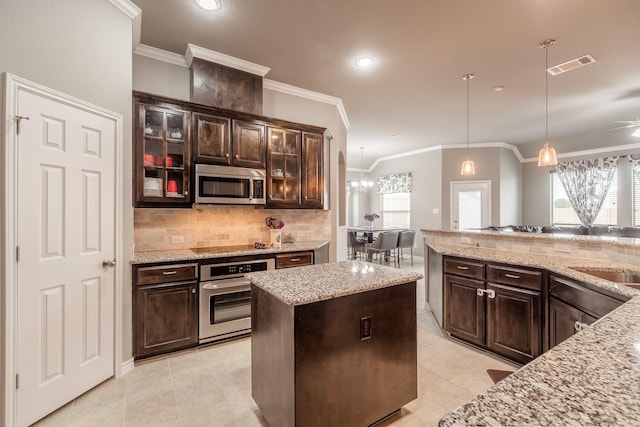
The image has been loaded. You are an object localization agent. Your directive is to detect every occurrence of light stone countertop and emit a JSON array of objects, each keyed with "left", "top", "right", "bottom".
[
  {"left": 421, "top": 230, "right": 640, "bottom": 426},
  {"left": 426, "top": 241, "right": 640, "bottom": 300},
  {"left": 131, "top": 241, "right": 329, "bottom": 265},
  {"left": 439, "top": 295, "right": 640, "bottom": 427},
  {"left": 246, "top": 260, "right": 423, "bottom": 306}
]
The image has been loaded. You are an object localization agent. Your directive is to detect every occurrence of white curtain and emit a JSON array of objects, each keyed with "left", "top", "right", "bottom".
[
  {"left": 628, "top": 154, "right": 640, "bottom": 182},
  {"left": 555, "top": 157, "right": 619, "bottom": 226}
]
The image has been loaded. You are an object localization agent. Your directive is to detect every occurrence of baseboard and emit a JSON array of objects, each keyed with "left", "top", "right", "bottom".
[{"left": 121, "top": 357, "right": 135, "bottom": 375}]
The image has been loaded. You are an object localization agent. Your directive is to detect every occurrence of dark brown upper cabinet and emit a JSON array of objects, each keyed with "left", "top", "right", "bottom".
[
  {"left": 232, "top": 119, "right": 266, "bottom": 169},
  {"left": 192, "top": 112, "right": 231, "bottom": 165},
  {"left": 134, "top": 101, "right": 191, "bottom": 207},
  {"left": 267, "top": 126, "right": 301, "bottom": 207},
  {"left": 301, "top": 132, "right": 324, "bottom": 209}
]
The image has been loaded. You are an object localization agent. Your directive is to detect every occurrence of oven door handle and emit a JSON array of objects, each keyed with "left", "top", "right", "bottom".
[{"left": 201, "top": 279, "right": 251, "bottom": 293}]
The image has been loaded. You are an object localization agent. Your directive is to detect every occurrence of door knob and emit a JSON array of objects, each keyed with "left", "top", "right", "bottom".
[{"left": 102, "top": 259, "right": 116, "bottom": 268}]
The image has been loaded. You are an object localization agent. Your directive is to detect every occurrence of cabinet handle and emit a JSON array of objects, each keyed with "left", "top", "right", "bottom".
[
  {"left": 485, "top": 289, "right": 496, "bottom": 299},
  {"left": 476, "top": 289, "right": 485, "bottom": 296},
  {"left": 505, "top": 273, "right": 520, "bottom": 279},
  {"left": 290, "top": 258, "right": 301, "bottom": 262},
  {"left": 162, "top": 271, "right": 177, "bottom": 276},
  {"left": 191, "top": 287, "right": 196, "bottom": 294},
  {"left": 574, "top": 321, "right": 582, "bottom": 332},
  {"left": 456, "top": 265, "right": 469, "bottom": 270}
]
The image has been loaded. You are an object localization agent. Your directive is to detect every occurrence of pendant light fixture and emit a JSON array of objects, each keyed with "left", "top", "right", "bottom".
[
  {"left": 460, "top": 73, "right": 476, "bottom": 176},
  {"left": 538, "top": 39, "right": 558, "bottom": 167}
]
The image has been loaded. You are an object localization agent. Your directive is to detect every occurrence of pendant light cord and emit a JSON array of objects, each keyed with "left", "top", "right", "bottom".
[
  {"left": 466, "top": 75, "right": 470, "bottom": 157},
  {"left": 545, "top": 43, "right": 549, "bottom": 145}
]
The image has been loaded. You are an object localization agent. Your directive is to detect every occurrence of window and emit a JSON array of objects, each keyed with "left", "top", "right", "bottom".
[
  {"left": 380, "top": 192, "right": 410, "bottom": 228},
  {"left": 551, "top": 172, "right": 617, "bottom": 225}
]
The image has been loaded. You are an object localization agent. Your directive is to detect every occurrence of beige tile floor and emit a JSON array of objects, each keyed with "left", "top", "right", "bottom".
[{"left": 33, "top": 256, "right": 518, "bottom": 427}]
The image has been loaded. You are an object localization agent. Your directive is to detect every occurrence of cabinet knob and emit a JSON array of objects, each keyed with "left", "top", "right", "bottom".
[
  {"left": 191, "top": 288, "right": 196, "bottom": 294},
  {"left": 235, "top": 154, "right": 239, "bottom": 159},
  {"left": 225, "top": 153, "right": 229, "bottom": 158}
]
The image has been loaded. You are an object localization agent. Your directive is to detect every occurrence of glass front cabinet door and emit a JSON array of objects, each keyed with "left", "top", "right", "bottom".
[
  {"left": 135, "top": 103, "right": 191, "bottom": 207},
  {"left": 267, "top": 127, "right": 301, "bottom": 207}
]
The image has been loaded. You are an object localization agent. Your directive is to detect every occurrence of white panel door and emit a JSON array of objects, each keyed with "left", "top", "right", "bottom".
[
  {"left": 15, "top": 87, "right": 116, "bottom": 426},
  {"left": 451, "top": 181, "right": 491, "bottom": 230}
]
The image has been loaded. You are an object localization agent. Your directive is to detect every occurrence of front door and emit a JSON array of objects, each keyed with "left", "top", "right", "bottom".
[
  {"left": 11, "top": 78, "right": 117, "bottom": 426},
  {"left": 451, "top": 180, "right": 491, "bottom": 230}
]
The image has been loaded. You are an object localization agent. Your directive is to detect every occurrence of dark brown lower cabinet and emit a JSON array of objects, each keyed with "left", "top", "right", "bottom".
[
  {"left": 444, "top": 274, "right": 485, "bottom": 346},
  {"left": 549, "top": 297, "right": 597, "bottom": 348},
  {"left": 443, "top": 257, "right": 543, "bottom": 364},
  {"left": 486, "top": 283, "right": 541, "bottom": 363},
  {"left": 134, "top": 263, "right": 198, "bottom": 359}
]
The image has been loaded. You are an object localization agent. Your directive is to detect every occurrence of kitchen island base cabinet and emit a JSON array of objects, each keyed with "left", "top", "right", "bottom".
[{"left": 251, "top": 282, "right": 417, "bottom": 427}]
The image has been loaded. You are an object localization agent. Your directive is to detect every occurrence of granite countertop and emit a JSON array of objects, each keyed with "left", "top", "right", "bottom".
[
  {"left": 132, "top": 241, "right": 329, "bottom": 264},
  {"left": 246, "top": 260, "right": 423, "bottom": 305},
  {"left": 440, "top": 295, "right": 640, "bottom": 427},
  {"left": 426, "top": 242, "right": 640, "bottom": 300},
  {"left": 422, "top": 231, "right": 640, "bottom": 426}
]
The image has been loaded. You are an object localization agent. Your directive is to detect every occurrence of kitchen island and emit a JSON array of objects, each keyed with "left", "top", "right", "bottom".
[
  {"left": 246, "top": 261, "right": 423, "bottom": 427},
  {"left": 421, "top": 229, "right": 640, "bottom": 426}
]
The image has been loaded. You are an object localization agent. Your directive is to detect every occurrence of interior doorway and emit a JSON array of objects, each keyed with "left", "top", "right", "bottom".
[{"left": 450, "top": 180, "right": 491, "bottom": 230}]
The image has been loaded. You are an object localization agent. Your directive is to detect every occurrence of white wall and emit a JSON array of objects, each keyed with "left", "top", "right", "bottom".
[
  {"left": 0, "top": 0, "right": 134, "bottom": 417},
  {"left": 363, "top": 149, "right": 443, "bottom": 257},
  {"left": 499, "top": 148, "right": 522, "bottom": 225}
]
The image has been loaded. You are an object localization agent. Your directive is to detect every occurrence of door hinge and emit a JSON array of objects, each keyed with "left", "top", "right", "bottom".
[
  {"left": 15, "top": 373, "right": 19, "bottom": 389},
  {"left": 16, "top": 246, "right": 20, "bottom": 262},
  {"left": 15, "top": 115, "right": 30, "bottom": 135}
]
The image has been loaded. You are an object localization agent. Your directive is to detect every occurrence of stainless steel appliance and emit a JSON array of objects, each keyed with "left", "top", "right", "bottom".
[
  {"left": 195, "top": 164, "right": 265, "bottom": 205},
  {"left": 199, "top": 258, "right": 275, "bottom": 343}
]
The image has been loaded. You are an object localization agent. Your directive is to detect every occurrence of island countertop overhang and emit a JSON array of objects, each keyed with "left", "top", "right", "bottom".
[{"left": 246, "top": 260, "right": 423, "bottom": 306}]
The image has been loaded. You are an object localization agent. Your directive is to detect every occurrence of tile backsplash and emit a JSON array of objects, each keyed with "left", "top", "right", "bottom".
[{"left": 134, "top": 206, "right": 331, "bottom": 251}]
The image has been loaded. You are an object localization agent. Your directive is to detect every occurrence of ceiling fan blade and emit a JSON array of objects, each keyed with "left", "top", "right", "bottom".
[{"left": 594, "top": 124, "right": 640, "bottom": 133}]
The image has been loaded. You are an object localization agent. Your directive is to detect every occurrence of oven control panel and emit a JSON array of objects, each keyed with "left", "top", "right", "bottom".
[{"left": 200, "top": 258, "right": 275, "bottom": 281}]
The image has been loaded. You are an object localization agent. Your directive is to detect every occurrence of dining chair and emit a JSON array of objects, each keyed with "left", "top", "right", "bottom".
[
  {"left": 365, "top": 231, "right": 399, "bottom": 267},
  {"left": 397, "top": 230, "right": 416, "bottom": 266},
  {"left": 347, "top": 231, "right": 366, "bottom": 260}
]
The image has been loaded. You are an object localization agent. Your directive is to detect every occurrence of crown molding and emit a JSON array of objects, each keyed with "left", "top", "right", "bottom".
[
  {"left": 110, "top": 0, "right": 141, "bottom": 49},
  {"left": 134, "top": 43, "right": 189, "bottom": 67},
  {"left": 521, "top": 141, "right": 640, "bottom": 163},
  {"left": 110, "top": 0, "right": 140, "bottom": 18},
  {"left": 263, "top": 79, "right": 351, "bottom": 130},
  {"left": 365, "top": 142, "right": 525, "bottom": 172},
  {"left": 185, "top": 44, "right": 270, "bottom": 76}
]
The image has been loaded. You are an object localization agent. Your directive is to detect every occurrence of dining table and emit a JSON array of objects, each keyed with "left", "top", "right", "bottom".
[{"left": 347, "top": 226, "right": 408, "bottom": 243}]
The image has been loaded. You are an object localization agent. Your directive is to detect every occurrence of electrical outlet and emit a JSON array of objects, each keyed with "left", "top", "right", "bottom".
[
  {"left": 360, "top": 316, "right": 372, "bottom": 340},
  {"left": 432, "top": 208, "right": 440, "bottom": 214},
  {"left": 170, "top": 235, "right": 184, "bottom": 244},
  {"left": 554, "top": 243, "right": 572, "bottom": 253}
]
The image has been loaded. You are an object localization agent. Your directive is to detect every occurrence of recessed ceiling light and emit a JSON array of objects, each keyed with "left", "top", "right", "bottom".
[
  {"left": 355, "top": 57, "right": 375, "bottom": 67},
  {"left": 194, "top": 0, "right": 221, "bottom": 11},
  {"left": 389, "top": 134, "right": 401, "bottom": 138},
  {"left": 494, "top": 86, "right": 504, "bottom": 92}
]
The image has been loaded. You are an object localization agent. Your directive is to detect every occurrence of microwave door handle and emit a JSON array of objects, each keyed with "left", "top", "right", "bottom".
[{"left": 248, "top": 178, "right": 253, "bottom": 200}]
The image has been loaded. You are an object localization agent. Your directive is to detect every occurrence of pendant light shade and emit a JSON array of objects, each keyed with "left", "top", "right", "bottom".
[
  {"left": 538, "top": 39, "right": 558, "bottom": 167},
  {"left": 461, "top": 73, "right": 476, "bottom": 176}
]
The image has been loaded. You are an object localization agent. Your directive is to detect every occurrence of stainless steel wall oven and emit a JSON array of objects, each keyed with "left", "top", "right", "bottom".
[{"left": 199, "top": 258, "right": 274, "bottom": 343}]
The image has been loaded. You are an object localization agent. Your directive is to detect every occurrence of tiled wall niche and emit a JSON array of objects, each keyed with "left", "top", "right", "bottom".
[{"left": 134, "top": 206, "right": 331, "bottom": 252}]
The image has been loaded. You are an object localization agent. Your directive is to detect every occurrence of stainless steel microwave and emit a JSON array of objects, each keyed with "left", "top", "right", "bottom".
[{"left": 195, "top": 164, "right": 266, "bottom": 205}]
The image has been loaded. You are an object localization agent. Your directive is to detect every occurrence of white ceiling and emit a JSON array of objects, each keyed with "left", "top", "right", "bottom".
[{"left": 130, "top": 0, "right": 640, "bottom": 168}]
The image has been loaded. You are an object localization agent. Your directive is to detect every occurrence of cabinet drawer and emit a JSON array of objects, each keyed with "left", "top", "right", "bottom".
[
  {"left": 487, "top": 264, "right": 542, "bottom": 291},
  {"left": 136, "top": 263, "right": 198, "bottom": 285},
  {"left": 276, "top": 252, "right": 313, "bottom": 269},
  {"left": 549, "top": 275, "right": 623, "bottom": 318},
  {"left": 444, "top": 257, "right": 484, "bottom": 280}
]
